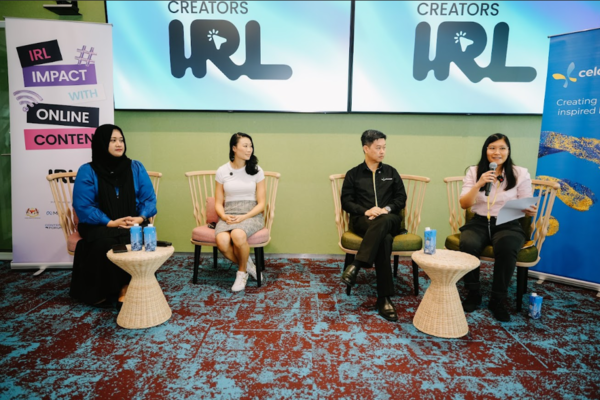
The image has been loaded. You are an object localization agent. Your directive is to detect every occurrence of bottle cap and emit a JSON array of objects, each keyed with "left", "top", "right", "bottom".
[
  {"left": 425, "top": 227, "right": 430, "bottom": 231},
  {"left": 532, "top": 293, "right": 537, "bottom": 296},
  {"left": 134, "top": 223, "right": 139, "bottom": 226},
  {"left": 148, "top": 224, "right": 154, "bottom": 227}
]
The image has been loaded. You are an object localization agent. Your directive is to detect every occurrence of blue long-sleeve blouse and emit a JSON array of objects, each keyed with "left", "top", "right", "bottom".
[{"left": 73, "top": 160, "right": 157, "bottom": 226}]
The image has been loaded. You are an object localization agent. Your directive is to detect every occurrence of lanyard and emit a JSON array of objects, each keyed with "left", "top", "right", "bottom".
[{"left": 486, "top": 181, "right": 501, "bottom": 239}]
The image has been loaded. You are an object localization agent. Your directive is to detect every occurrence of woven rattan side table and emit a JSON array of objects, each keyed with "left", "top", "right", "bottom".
[
  {"left": 107, "top": 245, "right": 175, "bottom": 329},
  {"left": 412, "top": 249, "right": 480, "bottom": 338}
]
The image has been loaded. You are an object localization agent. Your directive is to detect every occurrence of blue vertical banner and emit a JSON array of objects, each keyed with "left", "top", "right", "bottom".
[{"left": 534, "top": 28, "right": 600, "bottom": 285}]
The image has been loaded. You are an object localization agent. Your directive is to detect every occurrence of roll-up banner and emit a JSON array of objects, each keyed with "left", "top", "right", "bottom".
[
  {"left": 533, "top": 28, "right": 600, "bottom": 290},
  {"left": 6, "top": 18, "right": 113, "bottom": 268}
]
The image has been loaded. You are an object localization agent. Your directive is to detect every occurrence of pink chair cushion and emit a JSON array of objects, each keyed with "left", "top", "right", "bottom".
[
  {"left": 67, "top": 232, "right": 82, "bottom": 253},
  {"left": 191, "top": 226, "right": 269, "bottom": 245},
  {"left": 192, "top": 225, "right": 218, "bottom": 243},
  {"left": 206, "top": 197, "right": 218, "bottom": 224},
  {"left": 247, "top": 228, "right": 270, "bottom": 245}
]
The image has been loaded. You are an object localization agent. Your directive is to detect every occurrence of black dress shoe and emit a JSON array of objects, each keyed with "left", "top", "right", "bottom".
[
  {"left": 488, "top": 297, "right": 510, "bottom": 322},
  {"left": 376, "top": 296, "right": 398, "bottom": 322},
  {"left": 341, "top": 264, "right": 360, "bottom": 287},
  {"left": 461, "top": 290, "right": 482, "bottom": 313}
]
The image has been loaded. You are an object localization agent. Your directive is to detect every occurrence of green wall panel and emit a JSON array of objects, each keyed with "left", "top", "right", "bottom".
[{"left": 118, "top": 111, "right": 541, "bottom": 254}]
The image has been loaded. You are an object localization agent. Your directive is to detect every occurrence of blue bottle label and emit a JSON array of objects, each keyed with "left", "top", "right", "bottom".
[
  {"left": 130, "top": 225, "right": 142, "bottom": 251},
  {"left": 144, "top": 226, "right": 156, "bottom": 252},
  {"left": 528, "top": 295, "right": 543, "bottom": 319},
  {"left": 424, "top": 229, "right": 436, "bottom": 255}
]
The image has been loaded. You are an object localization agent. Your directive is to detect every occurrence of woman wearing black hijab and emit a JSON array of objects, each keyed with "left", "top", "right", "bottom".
[{"left": 71, "top": 124, "right": 157, "bottom": 307}]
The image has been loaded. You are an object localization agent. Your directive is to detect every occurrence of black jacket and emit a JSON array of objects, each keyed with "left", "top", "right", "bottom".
[{"left": 341, "top": 161, "right": 407, "bottom": 217}]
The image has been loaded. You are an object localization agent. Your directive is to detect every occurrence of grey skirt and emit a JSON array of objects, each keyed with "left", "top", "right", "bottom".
[{"left": 214, "top": 200, "right": 264, "bottom": 238}]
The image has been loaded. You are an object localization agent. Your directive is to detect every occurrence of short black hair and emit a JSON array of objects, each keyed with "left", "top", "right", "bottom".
[{"left": 361, "top": 129, "right": 386, "bottom": 147}]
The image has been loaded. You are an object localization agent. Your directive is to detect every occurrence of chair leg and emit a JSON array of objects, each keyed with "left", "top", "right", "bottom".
[
  {"left": 258, "top": 247, "right": 266, "bottom": 271},
  {"left": 393, "top": 255, "right": 399, "bottom": 277},
  {"left": 412, "top": 259, "right": 419, "bottom": 296},
  {"left": 213, "top": 247, "right": 218, "bottom": 269},
  {"left": 193, "top": 245, "right": 201, "bottom": 284},
  {"left": 254, "top": 247, "right": 264, "bottom": 288},
  {"left": 516, "top": 267, "right": 527, "bottom": 312}
]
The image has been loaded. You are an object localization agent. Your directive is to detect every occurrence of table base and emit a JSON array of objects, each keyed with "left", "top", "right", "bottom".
[
  {"left": 117, "top": 278, "right": 172, "bottom": 329},
  {"left": 413, "top": 281, "right": 468, "bottom": 338}
]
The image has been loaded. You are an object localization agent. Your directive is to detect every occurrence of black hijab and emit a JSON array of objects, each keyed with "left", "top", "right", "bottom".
[{"left": 89, "top": 124, "right": 136, "bottom": 221}]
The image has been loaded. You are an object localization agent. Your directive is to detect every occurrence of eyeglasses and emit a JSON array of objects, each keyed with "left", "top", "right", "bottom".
[{"left": 487, "top": 147, "right": 509, "bottom": 152}]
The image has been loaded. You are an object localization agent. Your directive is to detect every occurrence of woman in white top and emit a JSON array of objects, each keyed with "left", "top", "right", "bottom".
[
  {"left": 459, "top": 133, "right": 537, "bottom": 322},
  {"left": 215, "top": 133, "right": 266, "bottom": 292}
]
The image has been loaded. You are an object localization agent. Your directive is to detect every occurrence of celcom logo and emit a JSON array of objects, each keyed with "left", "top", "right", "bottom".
[
  {"left": 169, "top": 19, "right": 292, "bottom": 80},
  {"left": 413, "top": 22, "right": 537, "bottom": 83},
  {"left": 552, "top": 62, "right": 577, "bottom": 88},
  {"left": 553, "top": 62, "right": 600, "bottom": 88}
]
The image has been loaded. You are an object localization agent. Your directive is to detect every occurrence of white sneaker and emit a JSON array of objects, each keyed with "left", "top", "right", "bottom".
[
  {"left": 231, "top": 271, "right": 249, "bottom": 292},
  {"left": 246, "top": 256, "right": 264, "bottom": 282}
]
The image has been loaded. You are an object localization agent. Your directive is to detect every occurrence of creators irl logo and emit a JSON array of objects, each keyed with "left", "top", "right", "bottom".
[
  {"left": 169, "top": 19, "right": 292, "bottom": 80},
  {"left": 413, "top": 22, "right": 536, "bottom": 83}
]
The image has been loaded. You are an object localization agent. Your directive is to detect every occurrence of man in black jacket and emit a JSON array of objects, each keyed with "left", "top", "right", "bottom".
[{"left": 340, "top": 129, "right": 407, "bottom": 321}]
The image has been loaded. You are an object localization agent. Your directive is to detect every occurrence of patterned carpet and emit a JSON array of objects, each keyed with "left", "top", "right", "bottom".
[{"left": 0, "top": 255, "right": 599, "bottom": 399}]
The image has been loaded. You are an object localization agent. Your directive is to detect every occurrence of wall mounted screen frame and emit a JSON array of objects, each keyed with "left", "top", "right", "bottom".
[{"left": 106, "top": 1, "right": 352, "bottom": 112}]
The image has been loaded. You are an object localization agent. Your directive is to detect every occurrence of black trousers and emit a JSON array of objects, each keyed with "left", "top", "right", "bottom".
[
  {"left": 351, "top": 214, "right": 402, "bottom": 298},
  {"left": 70, "top": 225, "right": 131, "bottom": 305},
  {"left": 459, "top": 215, "right": 526, "bottom": 300}
]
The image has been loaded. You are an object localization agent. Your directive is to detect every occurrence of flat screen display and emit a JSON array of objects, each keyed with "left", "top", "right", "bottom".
[
  {"left": 352, "top": 1, "right": 600, "bottom": 114},
  {"left": 107, "top": 1, "right": 351, "bottom": 112}
]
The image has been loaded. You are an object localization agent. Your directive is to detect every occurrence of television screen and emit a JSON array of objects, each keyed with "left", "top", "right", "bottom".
[
  {"left": 352, "top": 1, "right": 600, "bottom": 114},
  {"left": 107, "top": 1, "right": 351, "bottom": 112}
]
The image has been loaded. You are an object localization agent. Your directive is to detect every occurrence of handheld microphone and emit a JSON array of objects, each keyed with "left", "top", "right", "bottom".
[{"left": 485, "top": 162, "right": 497, "bottom": 196}]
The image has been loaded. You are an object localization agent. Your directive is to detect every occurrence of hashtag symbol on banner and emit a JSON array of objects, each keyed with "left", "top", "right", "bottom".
[{"left": 75, "top": 45, "right": 96, "bottom": 66}]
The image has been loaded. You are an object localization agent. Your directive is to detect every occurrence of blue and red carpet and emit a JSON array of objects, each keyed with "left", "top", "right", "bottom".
[{"left": 0, "top": 255, "right": 599, "bottom": 399}]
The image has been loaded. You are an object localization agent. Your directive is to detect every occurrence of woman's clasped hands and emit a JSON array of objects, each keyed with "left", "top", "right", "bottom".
[
  {"left": 223, "top": 214, "right": 247, "bottom": 225},
  {"left": 107, "top": 216, "right": 145, "bottom": 228}
]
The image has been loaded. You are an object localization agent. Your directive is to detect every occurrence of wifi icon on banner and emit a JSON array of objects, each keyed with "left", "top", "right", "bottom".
[{"left": 13, "top": 90, "right": 43, "bottom": 112}]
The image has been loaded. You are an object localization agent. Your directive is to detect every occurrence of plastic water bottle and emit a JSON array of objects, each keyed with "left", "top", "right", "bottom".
[
  {"left": 144, "top": 224, "right": 157, "bottom": 252},
  {"left": 424, "top": 227, "right": 436, "bottom": 255},
  {"left": 529, "top": 293, "right": 543, "bottom": 319},
  {"left": 130, "top": 224, "right": 142, "bottom": 251}
]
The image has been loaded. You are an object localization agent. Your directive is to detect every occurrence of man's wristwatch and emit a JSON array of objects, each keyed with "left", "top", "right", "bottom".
[
  {"left": 140, "top": 215, "right": 148, "bottom": 224},
  {"left": 384, "top": 206, "right": 392, "bottom": 213}
]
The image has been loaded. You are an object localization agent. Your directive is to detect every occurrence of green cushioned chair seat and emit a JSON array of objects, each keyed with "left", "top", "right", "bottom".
[
  {"left": 341, "top": 231, "right": 422, "bottom": 252},
  {"left": 444, "top": 233, "right": 539, "bottom": 263}
]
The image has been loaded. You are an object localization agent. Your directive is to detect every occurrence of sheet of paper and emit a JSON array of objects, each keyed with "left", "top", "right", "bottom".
[{"left": 496, "top": 197, "right": 540, "bottom": 225}]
